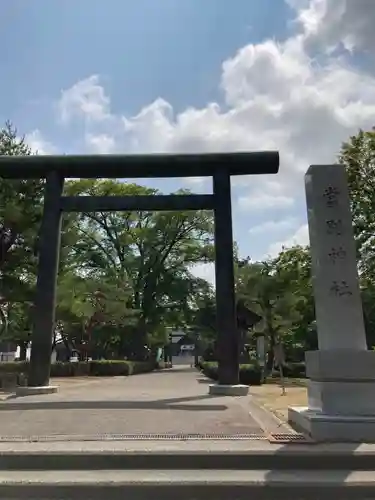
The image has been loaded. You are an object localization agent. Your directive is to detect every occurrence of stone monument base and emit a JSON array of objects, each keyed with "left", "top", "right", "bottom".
[
  {"left": 289, "top": 406, "right": 375, "bottom": 442},
  {"left": 288, "top": 350, "right": 375, "bottom": 442},
  {"left": 208, "top": 384, "right": 249, "bottom": 396},
  {"left": 16, "top": 385, "right": 58, "bottom": 396}
]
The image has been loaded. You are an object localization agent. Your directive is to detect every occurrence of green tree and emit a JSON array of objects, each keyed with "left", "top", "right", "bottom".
[
  {"left": 57, "top": 271, "right": 138, "bottom": 359},
  {"left": 339, "top": 128, "right": 375, "bottom": 277},
  {"left": 4, "top": 301, "right": 33, "bottom": 360},
  {"left": 339, "top": 127, "right": 375, "bottom": 347},
  {"left": 0, "top": 122, "right": 43, "bottom": 270},
  {"left": 189, "top": 290, "right": 217, "bottom": 351},
  {"left": 0, "top": 122, "right": 44, "bottom": 351},
  {"left": 271, "top": 246, "right": 316, "bottom": 358},
  {"left": 236, "top": 259, "right": 301, "bottom": 370},
  {"left": 60, "top": 179, "right": 215, "bottom": 358}
]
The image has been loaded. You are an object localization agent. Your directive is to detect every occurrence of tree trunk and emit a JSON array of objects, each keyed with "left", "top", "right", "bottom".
[
  {"left": 0, "top": 306, "right": 7, "bottom": 335},
  {"left": 134, "top": 316, "right": 148, "bottom": 360},
  {"left": 19, "top": 342, "right": 28, "bottom": 361},
  {"left": 266, "top": 332, "right": 275, "bottom": 372},
  {"left": 61, "top": 335, "right": 72, "bottom": 360},
  {"left": 264, "top": 303, "right": 275, "bottom": 373}
]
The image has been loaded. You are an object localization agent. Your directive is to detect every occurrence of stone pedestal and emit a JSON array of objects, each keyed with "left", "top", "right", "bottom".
[
  {"left": 209, "top": 384, "right": 249, "bottom": 396},
  {"left": 288, "top": 165, "right": 375, "bottom": 442},
  {"left": 289, "top": 407, "right": 375, "bottom": 442},
  {"left": 16, "top": 385, "right": 58, "bottom": 396},
  {"left": 289, "top": 350, "right": 375, "bottom": 441}
]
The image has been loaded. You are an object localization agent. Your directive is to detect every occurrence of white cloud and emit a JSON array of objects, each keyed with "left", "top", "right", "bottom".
[
  {"left": 58, "top": 75, "right": 111, "bottom": 124},
  {"left": 55, "top": 20, "right": 375, "bottom": 210},
  {"left": 267, "top": 224, "right": 310, "bottom": 258},
  {"left": 25, "top": 130, "right": 56, "bottom": 155},
  {"left": 30, "top": 0, "right": 375, "bottom": 261},
  {"left": 85, "top": 133, "right": 115, "bottom": 154},
  {"left": 290, "top": 0, "right": 375, "bottom": 53},
  {"left": 249, "top": 217, "right": 299, "bottom": 235},
  {"left": 183, "top": 177, "right": 207, "bottom": 186},
  {"left": 238, "top": 192, "right": 295, "bottom": 211}
]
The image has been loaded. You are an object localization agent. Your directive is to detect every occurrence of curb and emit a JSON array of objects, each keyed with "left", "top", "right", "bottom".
[
  {"left": 237, "top": 394, "right": 294, "bottom": 436},
  {"left": 0, "top": 470, "right": 374, "bottom": 500},
  {"left": 0, "top": 448, "right": 374, "bottom": 471},
  {"left": 251, "top": 398, "right": 295, "bottom": 432}
]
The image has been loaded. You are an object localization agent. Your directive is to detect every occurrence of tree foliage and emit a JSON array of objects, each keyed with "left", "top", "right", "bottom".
[
  {"left": 0, "top": 122, "right": 44, "bottom": 342},
  {"left": 340, "top": 127, "right": 375, "bottom": 347},
  {"left": 0, "top": 127, "right": 215, "bottom": 359},
  {"left": 340, "top": 129, "right": 375, "bottom": 276}
]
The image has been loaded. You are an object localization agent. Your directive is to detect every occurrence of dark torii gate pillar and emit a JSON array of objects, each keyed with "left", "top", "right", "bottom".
[
  {"left": 28, "top": 172, "right": 64, "bottom": 389},
  {"left": 212, "top": 169, "right": 238, "bottom": 387},
  {"left": 0, "top": 152, "right": 279, "bottom": 395}
]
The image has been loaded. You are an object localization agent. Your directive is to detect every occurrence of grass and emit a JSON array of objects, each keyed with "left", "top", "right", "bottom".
[
  {"left": 251, "top": 377, "right": 308, "bottom": 422},
  {"left": 267, "top": 376, "right": 307, "bottom": 387}
]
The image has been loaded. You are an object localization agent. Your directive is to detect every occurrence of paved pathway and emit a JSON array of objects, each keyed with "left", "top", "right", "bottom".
[{"left": 0, "top": 366, "right": 263, "bottom": 439}]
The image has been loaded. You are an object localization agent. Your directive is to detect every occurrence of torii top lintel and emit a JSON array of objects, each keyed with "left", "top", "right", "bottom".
[{"left": 0, "top": 151, "right": 279, "bottom": 179}]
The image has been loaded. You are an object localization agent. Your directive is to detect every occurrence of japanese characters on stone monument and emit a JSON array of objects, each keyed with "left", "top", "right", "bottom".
[
  {"left": 305, "top": 165, "right": 366, "bottom": 350},
  {"left": 289, "top": 164, "right": 375, "bottom": 442}
]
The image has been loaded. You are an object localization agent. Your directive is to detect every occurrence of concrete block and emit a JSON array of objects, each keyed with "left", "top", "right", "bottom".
[
  {"left": 306, "top": 349, "right": 375, "bottom": 381},
  {"left": 289, "top": 406, "right": 375, "bottom": 442},
  {"left": 208, "top": 384, "right": 249, "bottom": 396},
  {"left": 307, "top": 380, "right": 375, "bottom": 416},
  {"left": 16, "top": 385, "right": 58, "bottom": 396}
]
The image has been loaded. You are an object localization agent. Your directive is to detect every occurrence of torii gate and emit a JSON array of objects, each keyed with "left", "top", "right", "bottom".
[{"left": 0, "top": 152, "right": 279, "bottom": 394}]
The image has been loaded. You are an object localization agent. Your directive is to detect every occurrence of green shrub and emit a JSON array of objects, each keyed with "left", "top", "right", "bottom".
[
  {"left": 0, "top": 360, "right": 155, "bottom": 378},
  {"left": 89, "top": 360, "right": 131, "bottom": 376},
  {"left": 280, "top": 362, "right": 306, "bottom": 378},
  {"left": 198, "top": 361, "right": 217, "bottom": 380},
  {"left": 89, "top": 360, "right": 155, "bottom": 376},
  {"left": 0, "top": 361, "right": 28, "bottom": 373},
  {"left": 50, "top": 362, "right": 90, "bottom": 377},
  {"left": 199, "top": 361, "right": 263, "bottom": 386},
  {"left": 239, "top": 364, "right": 263, "bottom": 385},
  {"left": 129, "top": 360, "right": 156, "bottom": 375}
]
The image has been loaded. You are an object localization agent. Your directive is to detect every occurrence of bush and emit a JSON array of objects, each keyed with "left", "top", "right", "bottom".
[
  {"left": 0, "top": 360, "right": 156, "bottom": 378},
  {"left": 199, "top": 361, "right": 263, "bottom": 386},
  {"left": 279, "top": 362, "right": 306, "bottom": 378},
  {"left": 89, "top": 360, "right": 132, "bottom": 376},
  {"left": 89, "top": 360, "right": 156, "bottom": 376},
  {"left": 50, "top": 362, "right": 90, "bottom": 377},
  {"left": 128, "top": 360, "right": 156, "bottom": 375},
  {"left": 239, "top": 364, "right": 263, "bottom": 385},
  {"left": 0, "top": 361, "right": 28, "bottom": 373}
]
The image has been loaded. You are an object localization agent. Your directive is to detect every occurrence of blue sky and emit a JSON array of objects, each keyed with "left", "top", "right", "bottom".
[
  {"left": 1, "top": 0, "right": 374, "bottom": 282},
  {"left": 1, "top": 0, "right": 291, "bottom": 121}
]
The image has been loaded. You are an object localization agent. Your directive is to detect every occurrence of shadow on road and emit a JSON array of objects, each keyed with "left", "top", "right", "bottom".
[
  {"left": 0, "top": 393, "right": 227, "bottom": 412},
  {"left": 197, "top": 378, "right": 212, "bottom": 384},
  {"left": 152, "top": 367, "right": 196, "bottom": 374}
]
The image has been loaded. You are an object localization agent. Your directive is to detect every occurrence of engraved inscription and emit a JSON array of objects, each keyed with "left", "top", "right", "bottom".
[
  {"left": 326, "top": 219, "right": 343, "bottom": 236},
  {"left": 328, "top": 247, "right": 347, "bottom": 264},
  {"left": 330, "top": 280, "right": 352, "bottom": 297},
  {"left": 323, "top": 186, "right": 340, "bottom": 208}
]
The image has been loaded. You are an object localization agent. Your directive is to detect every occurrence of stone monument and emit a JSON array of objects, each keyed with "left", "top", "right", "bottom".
[{"left": 288, "top": 164, "right": 375, "bottom": 442}]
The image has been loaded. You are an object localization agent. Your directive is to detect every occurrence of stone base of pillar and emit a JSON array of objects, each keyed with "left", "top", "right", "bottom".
[
  {"left": 16, "top": 385, "right": 58, "bottom": 396},
  {"left": 288, "top": 349, "right": 375, "bottom": 442},
  {"left": 288, "top": 406, "right": 375, "bottom": 442},
  {"left": 208, "top": 384, "right": 249, "bottom": 396}
]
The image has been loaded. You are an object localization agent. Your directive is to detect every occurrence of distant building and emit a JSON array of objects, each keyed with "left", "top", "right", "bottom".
[{"left": 0, "top": 341, "right": 17, "bottom": 361}]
